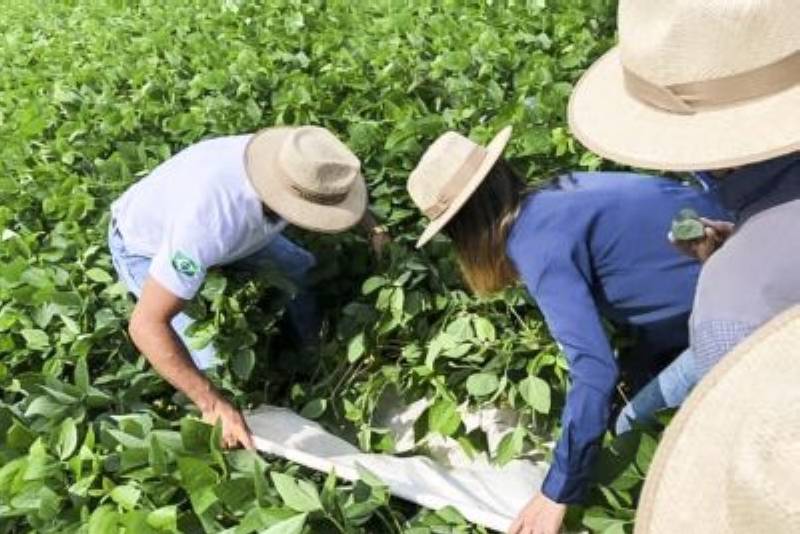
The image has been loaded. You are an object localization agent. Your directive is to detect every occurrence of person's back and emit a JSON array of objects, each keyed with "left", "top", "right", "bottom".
[
  {"left": 512, "top": 172, "right": 727, "bottom": 330},
  {"left": 111, "top": 135, "right": 284, "bottom": 279}
]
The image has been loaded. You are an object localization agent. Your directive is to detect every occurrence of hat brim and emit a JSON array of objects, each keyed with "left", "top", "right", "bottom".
[
  {"left": 635, "top": 305, "right": 800, "bottom": 533},
  {"left": 245, "top": 127, "right": 368, "bottom": 233},
  {"left": 568, "top": 47, "right": 800, "bottom": 171},
  {"left": 415, "top": 126, "right": 513, "bottom": 248}
]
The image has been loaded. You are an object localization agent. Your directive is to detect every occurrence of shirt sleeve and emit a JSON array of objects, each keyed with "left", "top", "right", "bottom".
[
  {"left": 510, "top": 232, "right": 619, "bottom": 504},
  {"left": 148, "top": 205, "right": 228, "bottom": 300}
]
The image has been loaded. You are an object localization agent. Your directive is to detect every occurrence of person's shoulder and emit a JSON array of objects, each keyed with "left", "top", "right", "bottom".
[
  {"left": 176, "top": 134, "right": 251, "bottom": 162},
  {"left": 506, "top": 192, "right": 573, "bottom": 260},
  {"left": 565, "top": 171, "right": 667, "bottom": 189}
]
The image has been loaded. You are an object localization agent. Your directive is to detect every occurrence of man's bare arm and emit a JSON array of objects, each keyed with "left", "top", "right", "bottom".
[{"left": 128, "top": 277, "right": 254, "bottom": 449}]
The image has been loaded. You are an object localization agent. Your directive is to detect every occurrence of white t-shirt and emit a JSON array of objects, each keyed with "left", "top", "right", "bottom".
[{"left": 111, "top": 135, "right": 287, "bottom": 300}]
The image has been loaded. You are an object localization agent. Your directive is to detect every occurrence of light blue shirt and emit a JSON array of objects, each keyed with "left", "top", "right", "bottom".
[{"left": 111, "top": 135, "right": 286, "bottom": 299}]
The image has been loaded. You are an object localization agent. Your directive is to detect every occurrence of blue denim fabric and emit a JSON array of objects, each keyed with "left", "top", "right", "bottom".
[
  {"left": 108, "top": 222, "right": 319, "bottom": 369},
  {"left": 614, "top": 347, "right": 698, "bottom": 435}
]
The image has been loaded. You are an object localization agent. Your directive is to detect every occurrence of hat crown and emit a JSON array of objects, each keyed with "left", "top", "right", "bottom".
[
  {"left": 619, "top": 0, "right": 800, "bottom": 85},
  {"left": 407, "top": 132, "right": 486, "bottom": 216},
  {"left": 278, "top": 126, "right": 360, "bottom": 201}
]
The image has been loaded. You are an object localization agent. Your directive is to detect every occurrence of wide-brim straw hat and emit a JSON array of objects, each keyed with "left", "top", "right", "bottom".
[
  {"left": 408, "top": 126, "right": 513, "bottom": 248},
  {"left": 568, "top": 0, "right": 800, "bottom": 171},
  {"left": 635, "top": 305, "right": 800, "bottom": 534},
  {"left": 245, "top": 126, "right": 367, "bottom": 233}
]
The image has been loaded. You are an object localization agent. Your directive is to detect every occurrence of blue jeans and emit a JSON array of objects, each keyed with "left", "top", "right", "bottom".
[
  {"left": 108, "top": 222, "right": 320, "bottom": 370},
  {"left": 614, "top": 347, "right": 698, "bottom": 435}
]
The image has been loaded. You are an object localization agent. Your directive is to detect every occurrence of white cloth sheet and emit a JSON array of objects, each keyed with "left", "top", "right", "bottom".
[{"left": 246, "top": 406, "right": 547, "bottom": 532}]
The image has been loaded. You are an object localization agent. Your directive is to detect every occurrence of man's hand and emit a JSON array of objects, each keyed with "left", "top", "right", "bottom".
[
  {"left": 200, "top": 395, "right": 255, "bottom": 450},
  {"left": 669, "top": 218, "right": 735, "bottom": 263},
  {"left": 508, "top": 493, "right": 567, "bottom": 534},
  {"left": 369, "top": 226, "right": 391, "bottom": 259},
  {"left": 359, "top": 210, "right": 391, "bottom": 259}
]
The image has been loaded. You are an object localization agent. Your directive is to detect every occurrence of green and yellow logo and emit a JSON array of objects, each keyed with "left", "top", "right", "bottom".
[{"left": 171, "top": 251, "right": 200, "bottom": 278}]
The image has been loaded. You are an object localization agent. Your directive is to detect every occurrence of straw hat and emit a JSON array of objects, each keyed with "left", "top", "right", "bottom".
[
  {"left": 245, "top": 126, "right": 367, "bottom": 233},
  {"left": 568, "top": 0, "right": 800, "bottom": 171},
  {"left": 635, "top": 305, "right": 800, "bottom": 534},
  {"left": 408, "top": 126, "right": 512, "bottom": 248}
]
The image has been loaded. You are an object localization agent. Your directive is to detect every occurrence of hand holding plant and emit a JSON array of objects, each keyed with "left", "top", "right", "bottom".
[
  {"left": 201, "top": 394, "right": 255, "bottom": 450},
  {"left": 360, "top": 209, "right": 392, "bottom": 259},
  {"left": 369, "top": 226, "right": 392, "bottom": 259},
  {"left": 669, "top": 217, "right": 735, "bottom": 263}
]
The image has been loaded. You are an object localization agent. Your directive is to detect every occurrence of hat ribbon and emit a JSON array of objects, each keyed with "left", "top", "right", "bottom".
[
  {"left": 284, "top": 173, "right": 351, "bottom": 206},
  {"left": 291, "top": 184, "right": 349, "bottom": 205},
  {"left": 624, "top": 49, "right": 800, "bottom": 115},
  {"left": 424, "top": 147, "right": 486, "bottom": 219}
]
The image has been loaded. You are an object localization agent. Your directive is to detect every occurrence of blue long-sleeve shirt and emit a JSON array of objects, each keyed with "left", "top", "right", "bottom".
[{"left": 506, "top": 172, "right": 728, "bottom": 503}]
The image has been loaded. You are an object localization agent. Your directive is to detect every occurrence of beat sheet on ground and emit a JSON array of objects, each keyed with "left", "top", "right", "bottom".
[{"left": 246, "top": 406, "right": 547, "bottom": 532}]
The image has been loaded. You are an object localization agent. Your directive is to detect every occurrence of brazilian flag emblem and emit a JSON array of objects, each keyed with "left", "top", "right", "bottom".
[{"left": 171, "top": 251, "right": 200, "bottom": 278}]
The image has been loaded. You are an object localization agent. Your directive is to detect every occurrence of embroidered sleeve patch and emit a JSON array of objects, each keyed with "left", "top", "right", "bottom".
[{"left": 171, "top": 251, "right": 201, "bottom": 278}]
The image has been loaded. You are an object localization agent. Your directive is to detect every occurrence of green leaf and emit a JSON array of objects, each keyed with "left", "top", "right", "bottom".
[
  {"left": 232, "top": 348, "right": 255, "bottom": 380},
  {"left": 7, "top": 421, "right": 36, "bottom": 451},
  {"left": 57, "top": 417, "right": 78, "bottom": 460},
  {"left": 390, "top": 288, "right": 405, "bottom": 318},
  {"left": 237, "top": 507, "right": 296, "bottom": 533},
  {"left": 347, "top": 332, "right": 366, "bottom": 363},
  {"left": 107, "top": 429, "right": 147, "bottom": 449},
  {"left": 519, "top": 376, "right": 551, "bottom": 414},
  {"left": 320, "top": 469, "right": 337, "bottom": 511},
  {"left": 25, "top": 395, "right": 64, "bottom": 418},
  {"left": 261, "top": 513, "right": 307, "bottom": 534},
  {"left": 427, "top": 398, "right": 461, "bottom": 437},
  {"left": 355, "top": 464, "right": 387, "bottom": 488},
  {"left": 74, "top": 356, "right": 90, "bottom": 391},
  {"left": 466, "top": 373, "right": 500, "bottom": 397},
  {"left": 445, "top": 317, "right": 473, "bottom": 343},
  {"left": 582, "top": 507, "right": 630, "bottom": 533},
  {"left": 635, "top": 432, "right": 659, "bottom": 472},
  {"left": 89, "top": 505, "right": 119, "bottom": 534},
  {"left": 110, "top": 484, "right": 141, "bottom": 510},
  {"left": 21, "top": 328, "right": 49, "bottom": 350},
  {"left": 435, "top": 505, "right": 467, "bottom": 525},
  {"left": 147, "top": 506, "right": 177, "bottom": 531},
  {"left": 149, "top": 434, "right": 168, "bottom": 475},
  {"left": 299, "top": 398, "right": 327, "bottom": 420},
  {"left": 40, "top": 384, "right": 80, "bottom": 404},
  {"left": 178, "top": 456, "right": 218, "bottom": 492},
  {"left": 270, "top": 472, "right": 322, "bottom": 512},
  {"left": 85, "top": 267, "right": 114, "bottom": 283},
  {"left": 361, "top": 276, "right": 386, "bottom": 295},
  {"left": 181, "top": 417, "right": 212, "bottom": 452},
  {"left": 473, "top": 317, "right": 496, "bottom": 342},
  {"left": 120, "top": 510, "right": 159, "bottom": 534},
  {"left": 601, "top": 523, "right": 629, "bottom": 534},
  {"left": 215, "top": 477, "right": 255, "bottom": 510},
  {"left": 495, "top": 427, "right": 525, "bottom": 465}
]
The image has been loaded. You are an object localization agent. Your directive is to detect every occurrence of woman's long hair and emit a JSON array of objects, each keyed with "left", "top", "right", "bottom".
[{"left": 442, "top": 158, "right": 527, "bottom": 295}]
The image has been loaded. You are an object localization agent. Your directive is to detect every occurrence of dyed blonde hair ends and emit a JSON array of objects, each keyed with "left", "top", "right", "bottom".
[{"left": 442, "top": 159, "right": 524, "bottom": 295}]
